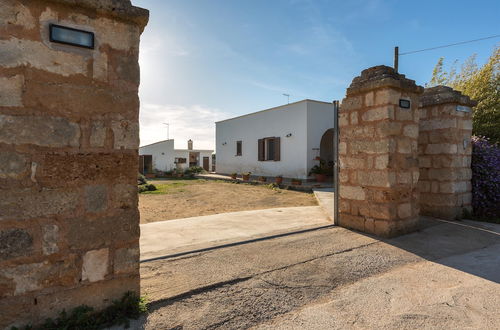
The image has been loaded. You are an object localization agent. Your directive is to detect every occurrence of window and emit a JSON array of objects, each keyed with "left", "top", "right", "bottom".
[
  {"left": 258, "top": 137, "right": 280, "bottom": 161},
  {"left": 236, "top": 141, "right": 242, "bottom": 156},
  {"left": 175, "top": 157, "right": 186, "bottom": 164}
]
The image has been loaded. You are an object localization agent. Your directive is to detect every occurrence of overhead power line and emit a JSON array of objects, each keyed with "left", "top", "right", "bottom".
[{"left": 399, "top": 34, "right": 500, "bottom": 56}]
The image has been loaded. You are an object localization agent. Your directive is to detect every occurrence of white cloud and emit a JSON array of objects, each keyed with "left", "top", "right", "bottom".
[{"left": 139, "top": 103, "right": 231, "bottom": 150}]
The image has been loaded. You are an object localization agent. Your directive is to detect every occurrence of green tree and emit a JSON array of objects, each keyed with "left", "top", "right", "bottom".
[{"left": 428, "top": 46, "right": 500, "bottom": 143}]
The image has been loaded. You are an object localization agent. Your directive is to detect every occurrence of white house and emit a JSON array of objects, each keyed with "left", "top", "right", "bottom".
[
  {"left": 215, "top": 99, "right": 335, "bottom": 179},
  {"left": 139, "top": 139, "right": 213, "bottom": 174}
]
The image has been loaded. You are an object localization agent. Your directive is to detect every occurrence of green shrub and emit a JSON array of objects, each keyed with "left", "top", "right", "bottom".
[
  {"left": 138, "top": 183, "right": 157, "bottom": 193},
  {"left": 137, "top": 173, "right": 147, "bottom": 185}
]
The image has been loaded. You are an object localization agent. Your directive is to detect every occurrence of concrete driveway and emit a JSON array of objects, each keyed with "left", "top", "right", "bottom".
[
  {"left": 140, "top": 206, "right": 332, "bottom": 261},
  {"left": 134, "top": 217, "right": 500, "bottom": 329}
]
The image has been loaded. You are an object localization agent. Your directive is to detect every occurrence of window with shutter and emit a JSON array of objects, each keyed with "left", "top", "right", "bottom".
[
  {"left": 258, "top": 139, "right": 265, "bottom": 161},
  {"left": 236, "top": 141, "right": 242, "bottom": 156},
  {"left": 274, "top": 137, "right": 280, "bottom": 161},
  {"left": 258, "top": 137, "right": 281, "bottom": 161}
]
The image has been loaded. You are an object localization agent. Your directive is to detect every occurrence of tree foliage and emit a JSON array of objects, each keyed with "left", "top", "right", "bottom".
[{"left": 428, "top": 46, "right": 500, "bottom": 143}]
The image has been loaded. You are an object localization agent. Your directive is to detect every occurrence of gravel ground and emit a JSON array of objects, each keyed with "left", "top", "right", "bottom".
[{"left": 115, "top": 218, "right": 500, "bottom": 329}]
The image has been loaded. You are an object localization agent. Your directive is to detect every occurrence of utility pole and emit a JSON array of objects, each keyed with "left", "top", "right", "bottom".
[
  {"left": 394, "top": 46, "right": 399, "bottom": 73},
  {"left": 283, "top": 93, "right": 290, "bottom": 104},
  {"left": 163, "top": 122, "right": 169, "bottom": 140}
]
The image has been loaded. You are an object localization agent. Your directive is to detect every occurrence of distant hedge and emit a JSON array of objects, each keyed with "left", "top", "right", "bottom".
[{"left": 471, "top": 136, "right": 500, "bottom": 220}]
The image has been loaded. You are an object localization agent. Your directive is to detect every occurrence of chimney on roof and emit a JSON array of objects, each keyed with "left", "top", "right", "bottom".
[{"left": 188, "top": 139, "right": 193, "bottom": 150}]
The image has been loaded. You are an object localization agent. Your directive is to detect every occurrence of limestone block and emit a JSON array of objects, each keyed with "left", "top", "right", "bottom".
[
  {"left": 350, "top": 139, "right": 396, "bottom": 154},
  {"left": 95, "top": 17, "right": 141, "bottom": 51},
  {"left": 369, "top": 203, "right": 397, "bottom": 220},
  {"left": 0, "top": 38, "right": 87, "bottom": 76},
  {"left": 403, "top": 124, "right": 418, "bottom": 138},
  {"left": 420, "top": 118, "right": 456, "bottom": 131},
  {"left": 0, "top": 115, "right": 80, "bottom": 148},
  {"left": 82, "top": 248, "right": 109, "bottom": 282},
  {"left": 340, "top": 186, "right": 365, "bottom": 201},
  {"left": 397, "top": 138, "right": 412, "bottom": 154},
  {"left": 111, "top": 184, "right": 137, "bottom": 210},
  {"left": 0, "top": 1, "right": 35, "bottom": 29},
  {"left": 112, "top": 120, "right": 139, "bottom": 149},
  {"left": 418, "top": 180, "right": 430, "bottom": 193},
  {"left": 114, "top": 247, "right": 139, "bottom": 274},
  {"left": 364, "top": 91, "right": 374, "bottom": 106},
  {"left": 67, "top": 210, "right": 140, "bottom": 250},
  {"left": 425, "top": 143, "right": 458, "bottom": 154},
  {"left": 395, "top": 108, "right": 413, "bottom": 121},
  {"left": 340, "top": 96, "right": 362, "bottom": 111},
  {"left": 397, "top": 203, "right": 412, "bottom": 218},
  {"left": 350, "top": 111, "right": 358, "bottom": 125},
  {"left": 84, "top": 185, "right": 108, "bottom": 213},
  {"left": 0, "top": 229, "right": 33, "bottom": 261},
  {"left": 361, "top": 106, "right": 394, "bottom": 122},
  {"left": 374, "top": 89, "right": 399, "bottom": 105},
  {"left": 340, "top": 157, "right": 365, "bottom": 169},
  {"left": 0, "top": 75, "right": 23, "bottom": 107},
  {"left": 42, "top": 225, "right": 59, "bottom": 255},
  {"left": 374, "top": 154, "right": 390, "bottom": 169},
  {"left": 0, "top": 151, "right": 28, "bottom": 179},
  {"left": 339, "top": 142, "right": 347, "bottom": 155},
  {"left": 24, "top": 81, "right": 139, "bottom": 118},
  {"left": 397, "top": 172, "right": 412, "bottom": 184},
  {"left": 90, "top": 121, "right": 107, "bottom": 148},
  {"left": 439, "top": 181, "right": 467, "bottom": 194},
  {"left": 376, "top": 121, "right": 402, "bottom": 136},
  {"left": 342, "top": 126, "right": 376, "bottom": 139},
  {"left": 418, "top": 156, "right": 431, "bottom": 168},
  {"left": 357, "top": 171, "right": 396, "bottom": 188},
  {"left": 457, "top": 119, "right": 473, "bottom": 130},
  {"left": 0, "top": 188, "right": 79, "bottom": 220},
  {"left": 93, "top": 51, "right": 108, "bottom": 82},
  {"left": 39, "top": 153, "right": 137, "bottom": 187},
  {"left": 0, "top": 256, "right": 77, "bottom": 295},
  {"left": 339, "top": 113, "right": 349, "bottom": 126},
  {"left": 339, "top": 171, "right": 349, "bottom": 183}
]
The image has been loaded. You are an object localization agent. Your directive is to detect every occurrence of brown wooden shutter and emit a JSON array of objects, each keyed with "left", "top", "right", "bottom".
[
  {"left": 258, "top": 139, "right": 264, "bottom": 161},
  {"left": 274, "top": 137, "right": 280, "bottom": 161}
]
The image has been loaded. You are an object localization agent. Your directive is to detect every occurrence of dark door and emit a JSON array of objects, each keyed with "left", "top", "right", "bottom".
[{"left": 203, "top": 157, "right": 209, "bottom": 171}]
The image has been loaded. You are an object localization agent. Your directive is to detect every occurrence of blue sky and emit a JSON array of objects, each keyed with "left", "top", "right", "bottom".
[{"left": 132, "top": 0, "right": 500, "bottom": 149}]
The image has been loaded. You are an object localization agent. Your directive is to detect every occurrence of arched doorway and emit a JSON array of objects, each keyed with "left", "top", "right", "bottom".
[{"left": 320, "top": 128, "right": 335, "bottom": 170}]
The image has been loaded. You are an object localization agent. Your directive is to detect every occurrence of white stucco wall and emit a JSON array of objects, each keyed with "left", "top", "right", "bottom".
[
  {"left": 139, "top": 139, "right": 213, "bottom": 172},
  {"left": 215, "top": 100, "right": 334, "bottom": 179},
  {"left": 306, "top": 101, "right": 336, "bottom": 173},
  {"left": 139, "top": 140, "right": 175, "bottom": 171}
]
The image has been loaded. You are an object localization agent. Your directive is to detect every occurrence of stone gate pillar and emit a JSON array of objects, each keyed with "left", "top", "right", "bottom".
[
  {"left": 0, "top": 0, "right": 148, "bottom": 327},
  {"left": 338, "top": 66, "right": 423, "bottom": 237},
  {"left": 418, "top": 86, "right": 476, "bottom": 219}
]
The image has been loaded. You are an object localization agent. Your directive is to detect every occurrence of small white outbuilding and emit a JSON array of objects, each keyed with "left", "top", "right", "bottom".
[
  {"left": 215, "top": 99, "right": 335, "bottom": 179},
  {"left": 139, "top": 139, "right": 213, "bottom": 174}
]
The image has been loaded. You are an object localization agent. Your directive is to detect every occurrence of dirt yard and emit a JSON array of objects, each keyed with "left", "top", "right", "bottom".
[{"left": 139, "top": 179, "right": 317, "bottom": 223}]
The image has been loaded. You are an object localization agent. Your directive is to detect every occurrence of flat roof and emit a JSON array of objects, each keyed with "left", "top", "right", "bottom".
[
  {"left": 215, "top": 99, "right": 333, "bottom": 124},
  {"left": 139, "top": 139, "right": 173, "bottom": 148}
]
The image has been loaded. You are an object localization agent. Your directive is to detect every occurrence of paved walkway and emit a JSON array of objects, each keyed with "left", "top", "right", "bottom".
[
  {"left": 140, "top": 206, "right": 332, "bottom": 261},
  {"left": 313, "top": 188, "right": 334, "bottom": 221}
]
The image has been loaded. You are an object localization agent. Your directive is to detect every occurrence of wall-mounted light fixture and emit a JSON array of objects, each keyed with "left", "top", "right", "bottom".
[
  {"left": 49, "top": 24, "right": 94, "bottom": 49},
  {"left": 399, "top": 99, "right": 411, "bottom": 109},
  {"left": 456, "top": 105, "right": 471, "bottom": 113},
  {"left": 286, "top": 133, "right": 292, "bottom": 138}
]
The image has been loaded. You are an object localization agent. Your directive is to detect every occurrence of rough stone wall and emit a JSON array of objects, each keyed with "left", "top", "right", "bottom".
[
  {"left": 0, "top": 0, "right": 148, "bottom": 327},
  {"left": 338, "top": 66, "right": 423, "bottom": 237},
  {"left": 418, "top": 86, "right": 476, "bottom": 219}
]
